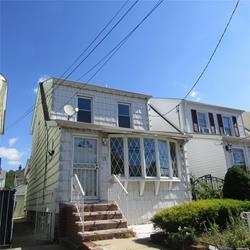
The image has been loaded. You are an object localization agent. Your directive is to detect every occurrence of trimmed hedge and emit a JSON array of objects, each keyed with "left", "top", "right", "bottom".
[
  {"left": 223, "top": 167, "right": 250, "bottom": 200},
  {"left": 151, "top": 199, "right": 250, "bottom": 234}
]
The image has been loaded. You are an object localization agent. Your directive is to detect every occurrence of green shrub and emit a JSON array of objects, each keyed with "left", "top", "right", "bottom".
[
  {"left": 223, "top": 167, "right": 250, "bottom": 200},
  {"left": 166, "top": 227, "right": 197, "bottom": 250},
  {"left": 199, "top": 216, "right": 250, "bottom": 248},
  {"left": 151, "top": 199, "right": 250, "bottom": 234}
]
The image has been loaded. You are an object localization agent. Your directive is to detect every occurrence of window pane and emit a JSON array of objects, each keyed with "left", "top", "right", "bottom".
[
  {"left": 78, "top": 98, "right": 91, "bottom": 111},
  {"left": 74, "top": 138, "right": 97, "bottom": 164},
  {"left": 144, "top": 139, "right": 157, "bottom": 177},
  {"left": 170, "top": 142, "right": 178, "bottom": 177},
  {"left": 118, "top": 104, "right": 130, "bottom": 116},
  {"left": 223, "top": 117, "right": 232, "bottom": 136},
  {"left": 128, "top": 138, "right": 141, "bottom": 177},
  {"left": 118, "top": 116, "right": 131, "bottom": 128},
  {"left": 158, "top": 140, "right": 169, "bottom": 177},
  {"left": 232, "top": 149, "right": 245, "bottom": 165},
  {"left": 110, "top": 138, "right": 124, "bottom": 176},
  {"left": 77, "top": 110, "right": 91, "bottom": 123},
  {"left": 198, "top": 112, "right": 207, "bottom": 129}
]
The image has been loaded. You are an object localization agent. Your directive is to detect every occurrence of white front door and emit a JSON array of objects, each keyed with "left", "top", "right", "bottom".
[{"left": 73, "top": 137, "right": 98, "bottom": 199}]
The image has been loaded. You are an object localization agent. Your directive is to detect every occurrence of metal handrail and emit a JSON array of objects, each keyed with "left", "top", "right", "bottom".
[
  {"left": 112, "top": 174, "right": 128, "bottom": 195},
  {"left": 72, "top": 174, "right": 85, "bottom": 231}
]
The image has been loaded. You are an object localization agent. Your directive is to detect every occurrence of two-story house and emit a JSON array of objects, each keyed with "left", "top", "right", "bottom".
[
  {"left": 26, "top": 78, "right": 190, "bottom": 241},
  {"left": 149, "top": 98, "right": 250, "bottom": 179},
  {"left": 0, "top": 74, "right": 8, "bottom": 135}
]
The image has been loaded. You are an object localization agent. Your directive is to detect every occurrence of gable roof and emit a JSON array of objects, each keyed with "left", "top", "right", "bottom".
[{"left": 50, "top": 77, "right": 152, "bottom": 100}]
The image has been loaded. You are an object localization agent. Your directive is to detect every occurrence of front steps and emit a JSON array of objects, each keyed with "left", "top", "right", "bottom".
[{"left": 72, "top": 201, "right": 134, "bottom": 242}]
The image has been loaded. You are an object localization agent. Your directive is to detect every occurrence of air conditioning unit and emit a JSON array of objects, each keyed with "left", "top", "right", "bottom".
[{"left": 201, "top": 128, "right": 210, "bottom": 134}]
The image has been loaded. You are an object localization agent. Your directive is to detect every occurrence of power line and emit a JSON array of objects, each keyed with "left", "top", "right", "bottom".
[
  {"left": 55, "top": 0, "right": 165, "bottom": 114},
  {"left": 25, "top": 0, "right": 166, "bottom": 195},
  {"left": 151, "top": 0, "right": 240, "bottom": 118},
  {"left": 78, "top": 0, "right": 165, "bottom": 82},
  {"left": 5, "top": 0, "right": 138, "bottom": 130}
]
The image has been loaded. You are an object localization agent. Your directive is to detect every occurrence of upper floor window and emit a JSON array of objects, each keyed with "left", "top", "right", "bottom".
[
  {"left": 197, "top": 112, "right": 209, "bottom": 133},
  {"left": 77, "top": 97, "right": 92, "bottom": 123},
  {"left": 222, "top": 117, "right": 232, "bottom": 136},
  {"left": 118, "top": 103, "right": 131, "bottom": 128}
]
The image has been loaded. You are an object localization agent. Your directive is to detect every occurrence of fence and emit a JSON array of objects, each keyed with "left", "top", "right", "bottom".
[
  {"left": 34, "top": 189, "right": 57, "bottom": 241},
  {"left": 190, "top": 174, "right": 224, "bottom": 200},
  {"left": 0, "top": 189, "right": 16, "bottom": 247}
]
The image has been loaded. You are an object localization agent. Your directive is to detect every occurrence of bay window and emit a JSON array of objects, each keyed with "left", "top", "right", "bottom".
[
  {"left": 110, "top": 138, "right": 125, "bottom": 176},
  {"left": 158, "top": 140, "right": 169, "bottom": 177},
  {"left": 128, "top": 138, "right": 141, "bottom": 177},
  {"left": 110, "top": 136, "right": 180, "bottom": 179},
  {"left": 170, "top": 142, "right": 179, "bottom": 177},
  {"left": 144, "top": 139, "right": 157, "bottom": 177}
]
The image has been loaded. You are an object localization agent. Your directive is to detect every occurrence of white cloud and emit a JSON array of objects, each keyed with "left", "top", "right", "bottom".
[
  {"left": 189, "top": 90, "right": 201, "bottom": 102},
  {"left": 8, "top": 160, "right": 21, "bottom": 166},
  {"left": 8, "top": 137, "right": 18, "bottom": 147},
  {"left": 38, "top": 75, "right": 49, "bottom": 83},
  {"left": 33, "top": 87, "right": 38, "bottom": 93},
  {"left": 0, "top": 147, "right": 24, "bottom": 165},
  {"left": 33, "top": 75, "right": 49, "bottom": 94}
]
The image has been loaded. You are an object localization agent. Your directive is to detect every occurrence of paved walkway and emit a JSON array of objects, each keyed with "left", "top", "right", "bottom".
[
  {"left": 95, "top": 224, "right": 167, "bottom": 250},
  {"left": 6, "top": 219, "right": 68, "bottom": 250}
]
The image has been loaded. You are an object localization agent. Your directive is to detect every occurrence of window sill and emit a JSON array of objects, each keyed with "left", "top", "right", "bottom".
[
  {"left": 118, "top": 177, "right": 181, "bottom": 182},
  {"left": 110, "top": 175, "right": 182, "bottom": 196}
]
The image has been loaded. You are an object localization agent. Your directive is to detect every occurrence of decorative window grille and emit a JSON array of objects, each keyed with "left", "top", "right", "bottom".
[
  {"left": 128, "top": 138, "right": 141, "bottom": 177},
  {"left": 158, "top": 140, "right": 169, "bottom": 177},
  {"left": 170, "top": 142, "right": 178, "bottom": 177},
  {"left": 144, "top": 139, "right": 157, "bottom": 177},
  {"left": 110, "top": 138, "right": 125, "bottom": 176}
]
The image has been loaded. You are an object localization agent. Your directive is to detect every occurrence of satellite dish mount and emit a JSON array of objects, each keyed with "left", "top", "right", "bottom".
[{"left": 64, "top": 105, "right": 79, "bottom": 120}]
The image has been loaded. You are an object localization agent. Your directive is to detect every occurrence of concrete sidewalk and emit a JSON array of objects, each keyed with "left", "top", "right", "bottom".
[
  {"left": 5, "top": 219, "right": 68, "bottom": 250},
  {"left": 95, "top": 224, "right": 167, "bottom": 250}
]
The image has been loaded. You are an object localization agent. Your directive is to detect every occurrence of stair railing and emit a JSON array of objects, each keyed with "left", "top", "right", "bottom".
[
  {"left": 72, "top": 174, "right": 85, "bottom": 232},
  {"left": 108, "top": 174, "right": 128, "bottom": 220}
]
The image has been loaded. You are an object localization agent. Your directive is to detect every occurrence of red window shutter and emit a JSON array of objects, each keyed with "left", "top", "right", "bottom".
[
  {"left": 191, "top": 109, "right": 199, "bottom": 132},
  {"left": 217, "top": 114, "right": 224, "bottom": 135},
  {"left": 232, "top": 116, "right": 240, "bottom": 137},
  {"left": 209, "top": 113, "right": 216, "bottom": 134}
]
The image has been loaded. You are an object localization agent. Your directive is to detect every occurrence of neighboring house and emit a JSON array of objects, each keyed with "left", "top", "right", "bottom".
[
  {"left": 0, "top": 74, "right": 8, "bottom": 135},
  {"left": 149, "top": 98, "right": 250, "bottom": 179},
  {"left": 0, "top": 159, "right": 6, "bottom": 189},
  {"left": 25, "top": 78, "right": 190, "bottom": 240},
  {"left": 14, "top": 165, "right": 25, "bottom": 187},
  {"left": 243, "top": 112, "right": 250, "bottom": 159}
]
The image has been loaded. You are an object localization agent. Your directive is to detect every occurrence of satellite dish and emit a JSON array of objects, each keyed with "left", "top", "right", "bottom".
[{"left": 64, "top": 105, "right": 75, "bottom": 117}]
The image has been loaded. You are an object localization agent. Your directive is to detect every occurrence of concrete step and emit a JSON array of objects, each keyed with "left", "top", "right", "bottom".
[
  {"left": 78, "top": 228, "right": 135, "bottom": 241},
  {"left": 84, "top": 202, "right": 118, "bottom": 212},
  {"left": 83, "top": 211, "right": 123, "bottom": 221},
  {"left": 76, "top": 219, "right": 127, "bottom": 231}
]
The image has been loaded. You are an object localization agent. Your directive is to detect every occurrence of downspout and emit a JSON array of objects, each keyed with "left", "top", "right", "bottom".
[{"left": 39, "top": 82, "right": 50, "bottom": 203}]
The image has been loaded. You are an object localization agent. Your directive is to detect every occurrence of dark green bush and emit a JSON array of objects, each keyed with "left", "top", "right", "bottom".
[
  {"left": 223, "top": 167, "right": 250, "bottom": 200},
  {"left": 151, "top": 199, "right": 250, "bottom": 234}
]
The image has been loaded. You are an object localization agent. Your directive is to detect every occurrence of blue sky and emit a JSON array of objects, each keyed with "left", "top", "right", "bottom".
[{"left": 0, "top": 0, "right": 249, "bottom": 171}]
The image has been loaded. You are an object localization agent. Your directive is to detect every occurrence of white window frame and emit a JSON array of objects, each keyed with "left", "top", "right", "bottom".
[
  {"left": 197, "top": 111, "right": 210, "bottom": 134},
  {"left": 108, "top": 134, "right": 181, "bottom": 181},
  {"left": 117, "top": 102, "right": 133, "bottom": 129},
  {"left": 222, "top": 116, "right": 233, "bottom": 136},
  {"left": 231, "top": 147, "right": 246, "bottom": 168},
  {"left": 77, "top": 96, "right": 93, "bottom": 123}
]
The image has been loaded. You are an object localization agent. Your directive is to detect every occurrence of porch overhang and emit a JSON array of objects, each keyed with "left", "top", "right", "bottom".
[
  {"left": 47, "top": 119, "right": 191, "bottom": 141},
  {"left": 222, "top": 135, "right": 250, "bottom": 144}
]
